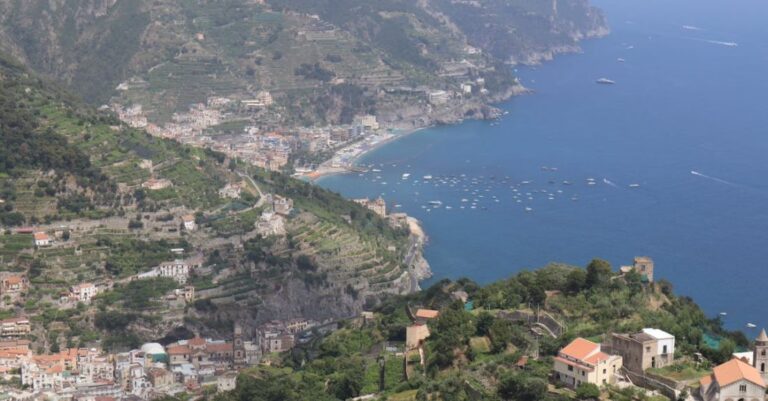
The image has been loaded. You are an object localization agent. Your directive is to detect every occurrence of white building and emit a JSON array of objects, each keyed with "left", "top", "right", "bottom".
[
  {"left": 70, "top": 283, "right": 99, "bottom": 303},
  {"left": 553, "top": 337, "right": 623, "bottom": 388},
  {"left": 699, "top": 358, "right": 766, "bottom": 401},
  {"left": 34, "top": 232, "right": 51, "bottom": 247},
  {"left": 641, "top": 328, "right": 675, "bottom": 356},
  {"left": 255, "top": 211, "right": 286, "bottom": 237},
  {"left": 182, "top": 215, "right": 196, "bottom": 231},
  {"left": 158, "top": 260, "right": 191, "bottom": 284},
  {"left": 219, "top": 183, "right": 243, "bottom": 199},
  {"left": 427, "top": 90, "right": 450, "bottom": 105}
]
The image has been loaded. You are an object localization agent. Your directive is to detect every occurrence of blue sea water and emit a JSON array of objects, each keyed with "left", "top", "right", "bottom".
[{"left": 318, "top": 0, "right": 768, "bottom": 331}]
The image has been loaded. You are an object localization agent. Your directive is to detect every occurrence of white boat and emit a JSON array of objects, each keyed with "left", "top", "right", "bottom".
[
  {"left": 525, "top": 207, "right": 533, "bottom": 212},
  {"left": 747, "top": 323, "right": 757, "bottom": 328},
  {"left": 402, "top": 173, "right": 411, "bottom": 179},
  {"left": 372, "top": 168, "right": 381, "bottom": 172},
  {"left": 719, "top": 312, "right": 727, "bottom": 316},
  {"left": 629, "top": 184, "right": 641, "bottom": 188},
  {"left": 617, "top": 58, "right": 626, "bottom": 62},
  {"left": 423, "top": 175, "right": 433, "bottom": 180},
  {"left": 428, "top": 200, "right": 443, "bottom": 206},
  {"left": 596, "top": 78, "right": 616, "bottom": 85}
]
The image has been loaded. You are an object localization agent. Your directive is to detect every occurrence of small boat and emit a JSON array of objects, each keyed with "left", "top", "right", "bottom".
[
  {"left": 719, "top": 312, "right": 727, "bottom": 316},
  {"left": 428, "top": 200, "right": 443, "bottom": 206},
  {"left": 562, "top": 181, "right": 572, "bottom": 185},
  {"left": 372, "top": 168, "right": 382, "bottom": 172},
  {"left": 617, "top": 58, "right": 626, "bottom": 62},
  {"left": 629, "top": 184, "right": 641, "bottom": 188},
  {"left": 747, "top": 323, "right": 757, "bottom": 328},
  {"left": 525, "top": 207, "right": 533, "bottom": 212},
  {"left": 423, "top": 175, "right": 433, "bottom": 180},
  {"left": 596, "top": 78, "right": 616, "bottom": 85},
  {"left": 402, "top": 173, "right": 411, "bottom": 179}
]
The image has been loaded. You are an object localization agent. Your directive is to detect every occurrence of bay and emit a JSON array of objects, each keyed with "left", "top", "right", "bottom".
[{"left": 318, "top": 0, "right": 768, "bottom": 332}]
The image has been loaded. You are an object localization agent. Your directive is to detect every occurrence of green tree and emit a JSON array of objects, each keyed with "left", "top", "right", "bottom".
[
  {"left": 586, "top": 259, "right": 612, "bottom": 288},
  {"left": 575, "top": 383, "right": 600, "bottom": 400}
]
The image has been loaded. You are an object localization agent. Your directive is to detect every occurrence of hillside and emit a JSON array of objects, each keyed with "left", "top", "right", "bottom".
[
  {"left": 0, "top": 0, "right": 607, "bottom": 126},
  {"left": 0, "top": 52, "right": 427, "bottom": 351},
  {"left": 211, "top": 260, "right": 749, "bottom": 401}
]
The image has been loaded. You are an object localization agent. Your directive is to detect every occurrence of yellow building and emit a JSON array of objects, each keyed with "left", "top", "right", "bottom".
[{"left": 553, "top": 338, "right": 623, "bottom": 388}]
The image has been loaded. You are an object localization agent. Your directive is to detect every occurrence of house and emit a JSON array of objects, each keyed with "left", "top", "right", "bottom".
[
  {"left": 147, "top": 367, "right": 174, "bottom": 389},
  {"left": 255, "top": 211, "right": 286, "bottom": 237},
  {"left": 606, "top": 328, "right": 674, "bottom": 373},
  {"left": 553, "top": 337, "right": 623, "bottom": 388},
  {"left": 217, "top": 371, "right": 238, "bottom": 392},
  {"left": 354, "top": 197, "right": 387, "bottom": 217},
  {"left": 1, "top": 275, "right": 28, "bottom": 294},
  {"left": 181, "top": 215, "right": 196, "bottom": 231},
  {"left": 699, "top": 358, "right": 766, "bottom": 401},
  {"left": 70, "top": 283, "right": 99, "bottom": 303},
  {"left": 414, "top": 309, "right": 439, "bottom": 325},
  {"left": 427, "top": 90, "right": 450, "bottom": 105},
  {"left": 406, "top": 324, "right": 430, "bottom": 351},
  {"left": 272, "top": 195, "right": 293, "bottom": 216},
  {"left": 34, "top": 232, "right": 51, "bottom": 247},
  {"left": 619, "top": 256, "right": 654, "bottom": 283}
]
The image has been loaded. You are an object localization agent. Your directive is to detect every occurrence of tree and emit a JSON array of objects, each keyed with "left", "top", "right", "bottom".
[
  {"left": 565, "top": 269, "right": 587, "bottom": 294},
  {"left": 498, "top": 373, "right": 547, "bottom": 401},
  {"left": 586, "top": 259, "right": 612, "bottom": 288},
  {"left": 476, "top": 311, "right": 495, "bottom": 336},
  {"left": 575, "top": 383, "right": 600, "bottom": 400}
]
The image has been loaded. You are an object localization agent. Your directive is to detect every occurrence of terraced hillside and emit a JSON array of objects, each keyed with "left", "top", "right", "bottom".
[
  {"left": 0, "top": 0, "right": 607, "bottom": 125},
  {"left": 0, "top": 53, "right": 425, "bottom": 350}
]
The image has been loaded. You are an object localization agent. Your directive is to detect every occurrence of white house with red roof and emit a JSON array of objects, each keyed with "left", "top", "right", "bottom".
[
  {"left": 33, "top": 232, "right": 51, "bottom": 247},
  {"left": 699, "top": 358, "right": 766, "bottom": 401},
  {"left": 553, "top": 337, "right": 623, "bottom": 388}
]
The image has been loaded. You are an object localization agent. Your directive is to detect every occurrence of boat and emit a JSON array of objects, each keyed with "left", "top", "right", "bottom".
[
  {"left": 428, "top": 200, "right": 443, "bottom": 206},
  {"left": 423, "top": 175, "right": 433, "bottom": 180},
  {"left": 402, "top": 173, "right": 411, "bottom": 179},
  {"left": 525, "top": 207, "right": 533, "bottom": 212},
  {"left": 629, "top": 184, "right": 641, "bottom": 188},
  {"left": 596, "top": 78, "right": 616, "bottom": 85},
  {"left": 719, "top": 312, "right": 727, "bottom": 316},
  {"left": 617, "top": 58, "right": 626, "bottom": 62},
  {"left": 747, "top": 323, "right": 757, "bottom": 328},
  {"left": 372, "top": 168, "right": 381, "bottom": 172}
]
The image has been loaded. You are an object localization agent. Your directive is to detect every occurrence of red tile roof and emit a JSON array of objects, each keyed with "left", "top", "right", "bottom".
[
  {"left": 710, "top": 358, "right": 766, "bottom": 388},
  {"left": 560, "top": 338, "right": 600, "bottom": 361},
  {"left": 415, "top": 309, "right": 439, "bottom": 319}
]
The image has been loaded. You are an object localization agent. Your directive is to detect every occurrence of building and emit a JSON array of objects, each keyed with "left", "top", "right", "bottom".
[
  {"left": 699, "top": 358, "right": 766, "bottom": 401},
  {"left": 255, "top": 211, "right": 286, "bottom": 237},
  {"left": 354, "top": 197, "right": 387, "bottom": 217},
  {"left": 619, "top": 256, "right": 654, "bottom": 283},
  {"left": 606, "top": 328, "right": 674, "bottom": 373},
  {"left": 233, "top": 325, "right": 246, "bottom": 369},
  {"left": 1, "top": 275, "right": 28, "bottom": 294},
  {"left": 0, "top": 317, "right": 32, "bottom": 337},
  {"left": 406, "top": 324, "right": 430, "bottom": 351},
  {"left": 217, "top": 371, "right": 238, "bottom": 392},
  {"left": 147, "top": 367, "right": 174, "bottom": 389},
  {"left": 427, "top": 90, "right": 450, "bottom": 105},
  {"left": 753, "top": 329, "right": 768, "bottom": 382},
  {"left": 34, "top": 232, "right": 51, "bottom": 247},
  {"left": 158, "top": 260, "right": 192, "bottom": 284},
  {"left": 70, "top": 283, "right": 99, "bottom": 303},
  {"left": 414, "top": 309, "right": 439, "bottom": 325},
  {"left": 355, "top": 115, "right": 379, "bottom": 131},
  {"left": 181, "top": 215, "right": 196, "bottom": 231},
  {"left": 167, "top": 337, "right": 234, "bottom": 369},
  {"left": 553, "top": 338, "right": 623, "bottom": 388},
  {"left": 272, "top": 195, "right": 294, "bottom": 216}
]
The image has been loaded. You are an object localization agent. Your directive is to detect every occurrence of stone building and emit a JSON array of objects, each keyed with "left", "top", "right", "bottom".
[
  {"left": 606, "top": 328, "right": 674, "bottom": 373},
  {"left": 753, "top": 329, "right": 768, "bottom": 382},
  {"left": 620, "top": 256, "right": 654, "bottom": 283}
]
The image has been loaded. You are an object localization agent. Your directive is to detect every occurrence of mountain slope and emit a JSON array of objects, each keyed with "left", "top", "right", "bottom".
[{"left": 0, "top": 52, "right": 425, "bottom": 349}]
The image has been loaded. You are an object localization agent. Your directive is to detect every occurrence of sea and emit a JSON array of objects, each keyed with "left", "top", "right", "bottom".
[{"left": 317, "top": 0, "right": 768, "bottom": 332}]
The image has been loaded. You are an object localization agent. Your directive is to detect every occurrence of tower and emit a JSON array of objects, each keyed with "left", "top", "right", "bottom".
[
  {"left": 754, "top": 328, "right": 768, "bottom": 381},
  {"left": 633, "top": 256, "right": 654, "bottom": 283},
  {"left": 234, "top": 323, "right": 247, "bottom": 369}
]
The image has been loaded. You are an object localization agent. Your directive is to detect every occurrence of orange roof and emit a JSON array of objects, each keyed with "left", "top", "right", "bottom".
[
  {"left": 584, "top": 351, "right": 611, "bottom": 364},
  {"left": 560, "top": 338, "right": 600, "bottom": 361},
  {"left": 187, "top": 337, "right": 206, "bottom": 347},
  {"left": 182, "top": 215, "right": 195, "bottom": 222},
  {"left": 711, "top": 358, "right": 766, "bottom": 387},
  {"left": 3, "top": 276, "right": 23, "bottom": 285},
  {"left": 205, "top": 343, "right": 233, "bottom": 353},
  {"left": 415, "top": 309, "right": 439, "bottom": 319},
  {"left": 699, "top": 375, "right": 712, "bottom": 388},
  {"left": 167, "top": 345, "right": 190, "bottom": 355},
  {"left": 34, "top": 232, "right": 49, "bottom": 240}
]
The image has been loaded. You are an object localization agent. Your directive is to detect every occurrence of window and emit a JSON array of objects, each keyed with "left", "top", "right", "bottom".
[
  {"left": 762, "top": 363, "right": 766, "bottom": 372},
  {"left": 603, "top": 369, "right": 607, "bottom": 374},
  {"left": 568, "top": 365, "right": 573, "bottom": 372},
  {"left": 581, "top": 371, "right": 585, "bottom": 376},
  {"left": 663, "top": 345, "right": 668, "bottom": 354},
  {"left": 739, "top": 384, "right": 747, "bottom": 392}
]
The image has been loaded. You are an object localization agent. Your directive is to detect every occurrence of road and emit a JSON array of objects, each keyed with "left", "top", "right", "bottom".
[{"left": 236, "top": 170, "right": 266, "bottom": 207}]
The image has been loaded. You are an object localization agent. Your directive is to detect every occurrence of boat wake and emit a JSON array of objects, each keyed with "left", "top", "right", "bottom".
[
  {"left": 690, "top": 170, "right": 737, "bottom": 186},
  {"left": 603, "top": 178, "right": 619, "bottom": 188},
  {"left": 682, "top": 25, "right": 702, "bottom": 31},
  {"left": 705, "top": 39, "right": 738, "bottom": 47}
]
